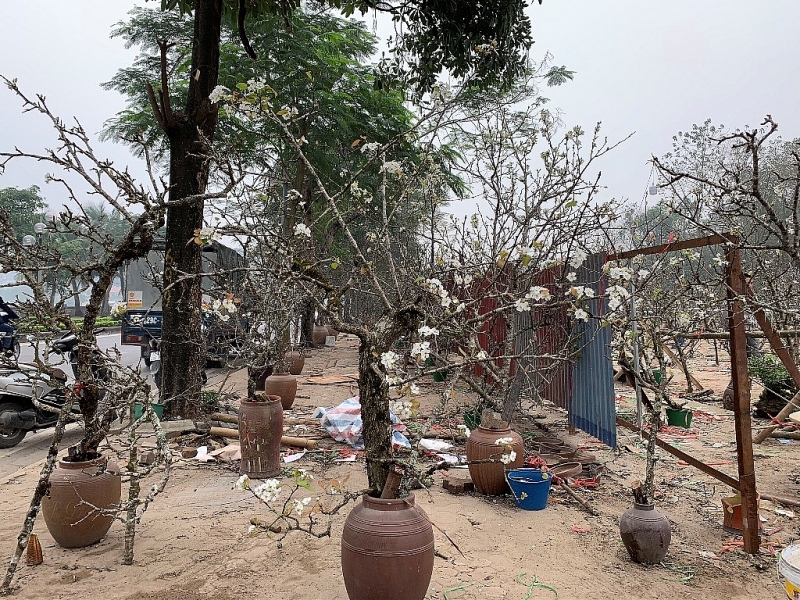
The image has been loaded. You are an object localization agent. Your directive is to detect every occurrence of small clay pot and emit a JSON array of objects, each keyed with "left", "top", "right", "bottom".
[
  {"left": 620, "top": 502, "right": 671, "bottom": 564},
  {"left": 263, "top": 372, "right": 298, "bottom": 410},
  {"left": 284, "top": 351, "right": 305, "bottom": 376},
  {"left": 312, "top": 325, "right": 328, "bottom": 348}
]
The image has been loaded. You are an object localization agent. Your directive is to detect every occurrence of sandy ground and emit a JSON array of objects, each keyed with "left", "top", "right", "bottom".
[{"left": 0, "top": 336, "right": 797, "bottom": 599}]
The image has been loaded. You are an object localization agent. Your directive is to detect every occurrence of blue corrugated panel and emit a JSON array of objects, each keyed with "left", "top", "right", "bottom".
[{"left": 569, "top": 253, "right": 617, "bottom": 448}]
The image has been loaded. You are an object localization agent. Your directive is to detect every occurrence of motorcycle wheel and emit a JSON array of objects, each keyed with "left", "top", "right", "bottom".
[{"left": 0, "top": 402, "right": 27, "bottom": 448}]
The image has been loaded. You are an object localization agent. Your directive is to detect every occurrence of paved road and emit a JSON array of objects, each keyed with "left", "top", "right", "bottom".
[{"left": 1, "top": 331, "right": 225, "bottom": 480}]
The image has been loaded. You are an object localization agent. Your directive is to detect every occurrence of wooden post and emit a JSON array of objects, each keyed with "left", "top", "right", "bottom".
[{"left": 726, "top": 245, "right": 759, "bottom": 554}]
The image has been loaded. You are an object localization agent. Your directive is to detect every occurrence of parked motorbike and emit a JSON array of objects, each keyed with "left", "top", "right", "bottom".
[
  {"left": 0, "top": 333, "right": 92, "bottom": 448},
  {"left": 0, "top": 331, "right": 21, "bottom": 360}
]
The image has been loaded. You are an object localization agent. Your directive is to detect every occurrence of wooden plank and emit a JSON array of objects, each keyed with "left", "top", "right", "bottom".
[
  {"left": 609, "top": 234, "right": 731, "bottom": 261},
  {"left": 661, "top": 344, "right": 704, "bottom": 391},
  {"left": 616, "top": 416, "right": 740, "bottom": 489},
  {"left": 726, "top": 246, "right": 760, "bottom": 554}
]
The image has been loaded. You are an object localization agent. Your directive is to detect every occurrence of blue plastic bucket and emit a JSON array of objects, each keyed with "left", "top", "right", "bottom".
[{"left": 507, "top": 468, "right": 552, "bottom": 510}]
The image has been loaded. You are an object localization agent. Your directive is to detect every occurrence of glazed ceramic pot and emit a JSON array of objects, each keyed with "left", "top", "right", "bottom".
[
  {"left": 466, "top": 426, "right": 524, "bottom": 495},
  {"left": 239, "top": 393, "right": 283, "bottom": 478},
  {"left": 619, "top": 502, "right": 671, "bottom": 564},
  {"left": 263, "top": 372, "right": 298, "bottom": 409},
  {"left": 341, "top": 494, "right": 434, "bottom": 600},
  {"left": 42, "top": 456, "right": 121, "bottom": 548}
]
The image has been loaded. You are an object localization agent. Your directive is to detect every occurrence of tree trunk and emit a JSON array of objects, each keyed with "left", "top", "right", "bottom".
[
  {"left": 358, "top": 338, "right": 392, "bottom": 493},
  {"left": 160, "top": 0, "right": 223, "bottom": 420}
]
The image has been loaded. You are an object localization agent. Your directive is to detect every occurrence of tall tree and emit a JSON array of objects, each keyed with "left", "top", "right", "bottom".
[
  {"left": 0, "top": 186, "right": 46, "bottom": 241},
  {"left": 106, "top": 0, "right": 530, "bottom": 418}
]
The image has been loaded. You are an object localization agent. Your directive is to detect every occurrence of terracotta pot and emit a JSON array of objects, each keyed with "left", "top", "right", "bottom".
[
  {"left": 312, "top": 325, "right": 328, "bottom": 348},
  {"left": 239, "top": 393, "right": 283, "bottom": 478},
  {"left": 326, "top": 325, "right": 339, "bottom": 339},
  {"left": 619, "top": 502, "right": 671, "bottom": 564},
  {"left": 263, "top": 372, "right": 298, "bottom": 410},
  {"left": 466, "top": 426, "right": 524, "bottom": 495},
  {"left": 341, "top": 493, "right": 434, "bottom": 600},
  {"left": 42, "top": 456, "right": 121, "bottom": 548},
  {"left": 285, "top": 351, "right": 305, "bottom": 376}
]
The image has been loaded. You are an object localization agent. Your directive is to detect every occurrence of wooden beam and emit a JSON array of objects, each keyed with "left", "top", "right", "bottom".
[
  {"left": 726, "top": 246, "right": 760, "bottom": 554},
  {"left": 661, "top": 344, "right": 704, "bottom": 391},
  {"left": 609, "top": 234, "right": 732, "bottom": 261},
  {"left": 616, "top": 416, "right": 740, "bottom": 489}
]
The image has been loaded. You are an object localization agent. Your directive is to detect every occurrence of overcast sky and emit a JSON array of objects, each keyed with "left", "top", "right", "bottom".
[{"left": 1, "top": 1, "right": 799, "bottom": 213}]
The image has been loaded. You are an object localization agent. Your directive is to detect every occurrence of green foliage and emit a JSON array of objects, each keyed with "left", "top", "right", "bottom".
[
  {"left": 0, "top": 186, "right": 47, "bottom": 240},
  {"left": 748, "top": 354, "right": 798, "bottom": 396},
  {"left": 157, "top": 0, "right": 534, "bottom": 98}
]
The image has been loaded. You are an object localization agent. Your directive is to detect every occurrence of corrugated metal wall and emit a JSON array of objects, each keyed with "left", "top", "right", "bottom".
[{"left": 568, "top": 253, "right": 617, "bottom": 448}]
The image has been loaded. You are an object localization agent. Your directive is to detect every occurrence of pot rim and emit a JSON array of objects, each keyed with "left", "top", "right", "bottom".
[
  {"left": 244, "top": 394, "right": 282, "bottom": 405},
  {"left": 362, "top": 492, "right": 415, "bottom": 508}
]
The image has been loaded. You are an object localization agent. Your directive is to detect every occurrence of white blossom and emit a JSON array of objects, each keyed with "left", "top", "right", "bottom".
[
  {"left": 500, "top": 450, "right": 517, "bottom": 465},
  {"left": 381, "top": 160, "right": 404, "bottom": 175},
  {"left": 476, "top": 350, "right": 489, "bottom": 361},
  {"left": 458, "top": 424, "right": 471, "bottom": 438},
  {"left": 411, "top": 341, "right": 431, "bottom": 362},
  {"left": 514, "top": 298, "right": 531, "bottom": 312},
  {"left": 294, "top": 223, "right": 311, "bottom": 238},
  {"left": 234, "top": 475, "right": 251, "bottom": 490},
  {"left": 252, "top": 479, "right": 281, "bottom": 503},
  {"left": 418, "top": 325, "right": 439, "bottom": 338},
  {"left": 360, "top": 141, "right": 381, "bottom": 155},
  {"left": 569, "top": 249, "right": 588, "bottom": 269},
  {"left": 574, "top": 308, "right": 589, "bottom": 321},
  {"left": 380, "top": 351, "right": 400, "bottom": 371},
  {"left": 209, "top": 85, "right": 230, "bottom": 104},
  {"left": 495, "top": 437, "right": 513, "bottom": 445},
  {"left": 526, "top": 286, "right": 551, "bottom": 301},
  {"left": 608, "top": 266, "right": 633, "bottom": 281},
  {"left": 292, "top": 497, "right": 312, "bottom": 516},
  {"left": 566, "top": 271, "right": 577, "bottom": 282}
]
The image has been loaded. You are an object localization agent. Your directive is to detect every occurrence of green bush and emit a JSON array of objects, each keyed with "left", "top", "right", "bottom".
[{"left": 748, "top": 354, "right": 797, "bottom": 396}]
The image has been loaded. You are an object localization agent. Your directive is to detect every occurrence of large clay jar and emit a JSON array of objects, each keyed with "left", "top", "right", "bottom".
[
  {"left": 619, "top": 502, "right": 671, "bottom": 564},
  {"left": 42, "top": 456, "right": 121, "bottom": 548},
  {"left": 285, "top": 351, "right": 305, "bottom": 376},
  {"left": 312, "top": 325, "right": 329, "bottom": 348},
  {"left": 466, "top": 425, "right": 524, "bottom": 495},
  {"left": 263, "top": 372, "right": 298, "bottom": 410},
  {"left": 326, "top": 325, "right": 339, "bottom": 339},
  {"left": 341, "top": 494, "right": 434, "bottom": 600},
  {"left": 239, "top": 393, "right": 283, "bottom": 478}
]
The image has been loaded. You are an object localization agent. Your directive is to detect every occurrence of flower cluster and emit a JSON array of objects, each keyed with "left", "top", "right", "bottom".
[
  {"left": 380, "top": 350, "right": 400, "bottom": 371},
  {"left": 193, "top": 226, "right": 222, "bottom": 245},
  {"left": 494, "top": 437, "right": 517, "bottom": 464},
  {"left": 203, "top": 294, "right": 237, "bottom": 322},
  {"left": 110, "top": 302, "right": 127, "bottom": 319},
  {"left": 381, "top": 160, "right": 404, "bottom": 175},
  {"left": 411, "top": 341, "right": 431, "bottom": 362},
  {"left": 294, "top": 223, "right": 311, "bottom": 238},
  {"left": 390, "top": 399, "right": 415, "bottom": 421}
]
